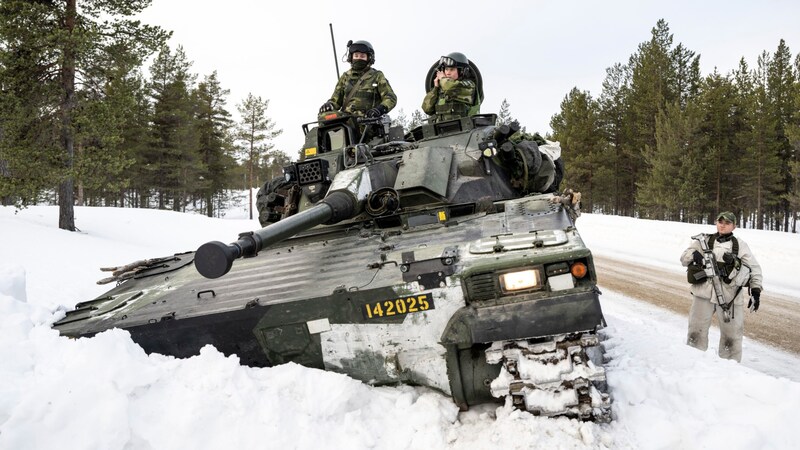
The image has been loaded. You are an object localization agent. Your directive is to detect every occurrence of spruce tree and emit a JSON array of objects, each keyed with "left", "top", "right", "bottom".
[
  {"left": 260, "top": 150, "right": 292, "bottom": 185},
  {"left": 598, "top": 63, "right": 636, "bottom": 215},
  {"left": 73, "top": 44, "right": 148, "bottom": 207},
  {"left": 766, "top": 40, "right": 798, "bottom": 230},
  {"left": 636, "top": 101, "right": 702, "bottom": 221},
  {"left": 194, "top": 71, "right": 234, "bottom": 217},
  {"left": 744, "top": 51, "right": 785, "bottom": 229},
  {"left": 694, "top": 71, "right": 745, "bottom": 218},
  {"left": 550, "top": 88, "right": 611, "bottom": 212},
  {"left": 498, "top": 99, "right": 513, "bottom": 125},
  {"left": 147, "top": 45, "right": 200, "bottom": 211},
  {"left": 409, "top": 110, "right": 425, "bottom": 129},
  {"left": 628, "top": 19, "right": 676, "bottom": 156},
  {"left": 391, "top": 108, "right": 409, "bottom": 130}
]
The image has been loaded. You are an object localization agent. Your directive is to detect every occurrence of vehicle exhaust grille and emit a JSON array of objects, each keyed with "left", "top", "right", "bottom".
[{"left": 465, "top": 272, "right": 498, "bottom": 301}]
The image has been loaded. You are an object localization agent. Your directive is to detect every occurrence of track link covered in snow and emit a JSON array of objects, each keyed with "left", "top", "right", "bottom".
[{"left": 486, "top": 333, "right": 611, "bottom": 422}]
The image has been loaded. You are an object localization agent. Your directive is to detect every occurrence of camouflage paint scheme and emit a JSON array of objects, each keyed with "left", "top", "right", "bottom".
[{"left": 55, "top": 110, "right": 609, "bottom": 420}]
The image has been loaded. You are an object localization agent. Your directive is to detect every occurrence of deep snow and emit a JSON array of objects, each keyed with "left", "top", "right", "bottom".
[{"left": 1, "top": 200, "right": 799, "bottom": 450}]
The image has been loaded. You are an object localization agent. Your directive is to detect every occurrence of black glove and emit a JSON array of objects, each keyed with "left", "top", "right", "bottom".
[
  {"left": 319, "top": 101, "right": 335, "bottom": 113},
  {"left": 366, "top": 104, "right": 388, "bottom": 118},
  {"left": 748, "top": 288, "right": 761, "bottom": 312},
  {"left": 723, "top": 252, "right": 740, "bottom": 264},
  {"left": 692, "top": 250, "right": 703, "bottom": 265}
]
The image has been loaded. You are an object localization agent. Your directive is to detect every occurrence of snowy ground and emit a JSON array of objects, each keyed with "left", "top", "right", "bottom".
[{"left": 1, "top": 199, "right": 799, "bottom": 450}]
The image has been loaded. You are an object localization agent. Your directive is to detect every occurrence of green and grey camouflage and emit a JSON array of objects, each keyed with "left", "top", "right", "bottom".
[
  {"left": 421, "top": 78, "right": 478, "bottom": 123},
  {"left": 327, "top": 67, "right": 397, "bottom": 117}
]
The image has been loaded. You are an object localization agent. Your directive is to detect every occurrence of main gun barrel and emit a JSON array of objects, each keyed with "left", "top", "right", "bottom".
[{"left": 195, "top": 190, "right": 357, "bottom": 279}]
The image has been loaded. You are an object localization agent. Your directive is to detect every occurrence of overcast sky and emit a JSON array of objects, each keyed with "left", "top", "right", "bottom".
[{"left": 136, "top": 0, "right": 800, "bottom": 156}]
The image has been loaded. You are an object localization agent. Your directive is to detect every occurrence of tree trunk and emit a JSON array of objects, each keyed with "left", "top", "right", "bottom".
[
  {"left": 58, "top": 0, "right": 77, "bottom": 231},
  {"left": 76, "top": 144, "right": 84, "bottom": 206},
  {"left": 248, "top": 160, "right": 254, "bottom": 220}
]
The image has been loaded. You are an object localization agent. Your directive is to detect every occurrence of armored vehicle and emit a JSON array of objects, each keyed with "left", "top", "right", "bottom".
[{"left": 54, "top": 62, "right": 610, "bottom": 421}]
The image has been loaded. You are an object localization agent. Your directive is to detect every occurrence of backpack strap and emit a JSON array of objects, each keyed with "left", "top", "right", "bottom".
[
  {"left": 709, "top": 233, "right": 740, "bottom": 284},
  {"left": 707, "top": 233, "right": 738, "bottom": 255}
]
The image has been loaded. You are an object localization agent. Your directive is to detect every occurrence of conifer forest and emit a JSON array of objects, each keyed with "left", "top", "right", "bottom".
[
  {"left": 1, "top": 3, "right": 797, "bottom": 232},
  {"left": 551, "top": 20, "right": 799, "bottom": 232}
]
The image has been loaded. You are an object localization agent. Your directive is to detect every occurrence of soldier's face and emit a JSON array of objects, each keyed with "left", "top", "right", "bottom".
[
  {"left": 716, "top": 219, "right": 735, "bottom": 234},
  {"left": 444, "top": 67, "right": 459, "bottom": 79},
  {"left": 352, "top": 52, "right": 368, "bottom": 61}
]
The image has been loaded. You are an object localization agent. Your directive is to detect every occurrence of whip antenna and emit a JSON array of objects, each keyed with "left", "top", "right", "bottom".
[{"left": 329, "top": 23, "right": 340, "bottom": 80}]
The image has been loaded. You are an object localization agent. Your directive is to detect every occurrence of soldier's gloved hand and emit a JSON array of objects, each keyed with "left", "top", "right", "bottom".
[
  {"left": 319, "top": 101, "right": 335, "bottom": 113},
  {"left": 722, "top": 252, "right": 737, "bottom": 264},
  {"left": 692, "top": 250, "right": 703, "bottom": 265},
  {"left": 748, "top": 288, "right": 761, "bottom": 312},
  {"left": 366, "top": 104, "right": 388, "bottom": 118}
]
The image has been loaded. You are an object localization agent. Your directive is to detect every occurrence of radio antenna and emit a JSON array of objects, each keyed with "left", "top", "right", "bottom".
[{"left": 329, "top": 23, "right": 340, "bottom": 80}]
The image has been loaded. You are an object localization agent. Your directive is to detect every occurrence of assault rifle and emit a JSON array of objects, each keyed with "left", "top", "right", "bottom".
[{"left": 692, "top": 233, "right": 733, "bottom": 322}]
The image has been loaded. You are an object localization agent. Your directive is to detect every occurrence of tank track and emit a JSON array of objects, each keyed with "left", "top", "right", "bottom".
[{"left": 486, "top": 332, "right": 612, "bottom": 422}]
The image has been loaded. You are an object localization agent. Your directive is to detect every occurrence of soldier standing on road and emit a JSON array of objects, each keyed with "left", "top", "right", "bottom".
[
  {"left": 680, "top": 211, "right": 763, "bottom": 362},
  {"left": 422, "top": 52, "right": 479, "bottom": 123},
  {"left": 319, "top": 40, "right": 397, "bottom": 119}
]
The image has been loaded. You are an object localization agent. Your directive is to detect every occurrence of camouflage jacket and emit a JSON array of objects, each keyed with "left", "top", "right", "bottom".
[
  {"left": 421, "top": 78, "right": 478, "bottom": 123},
  {"left": 327, "top": 67, "right": 397, "bottom": 116}
]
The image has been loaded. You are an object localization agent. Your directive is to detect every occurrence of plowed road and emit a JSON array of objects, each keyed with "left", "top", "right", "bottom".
[{"left": 593, "top": 255, "right": 800, "bottom": 355}]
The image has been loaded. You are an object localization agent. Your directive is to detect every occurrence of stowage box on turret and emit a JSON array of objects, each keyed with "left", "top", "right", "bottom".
[{"left": 54, "top": 65, "right": 610, "bottom": 421}]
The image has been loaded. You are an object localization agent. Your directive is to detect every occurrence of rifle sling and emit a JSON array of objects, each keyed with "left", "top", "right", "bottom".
[{"left": 342, "top": 69, "right": 374, "bottom": 109}]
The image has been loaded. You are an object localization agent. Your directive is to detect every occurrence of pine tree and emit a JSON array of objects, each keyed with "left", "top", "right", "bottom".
[
  {"left": 0, "top": 0, "right": 167, "bottom": 229},
  {"left": 670, "top": 43, "right": 701, "bottom": 109},
  {"left": 235, "top": 93, "right": 282, "bottom": 220}
]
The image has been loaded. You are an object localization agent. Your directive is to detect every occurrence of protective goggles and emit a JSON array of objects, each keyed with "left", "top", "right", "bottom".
[{"left": 439, "top": 56, "right": 458, "bottom": 68}]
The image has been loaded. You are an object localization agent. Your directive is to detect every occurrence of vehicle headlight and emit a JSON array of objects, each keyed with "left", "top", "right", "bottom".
[{"left": 499, "top": 269, "right": 542, "bottom": 292}]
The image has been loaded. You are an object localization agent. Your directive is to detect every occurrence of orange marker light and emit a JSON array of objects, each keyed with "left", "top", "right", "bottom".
[{"left": 571, "top": 262, "right": 588, "bottom": 279}]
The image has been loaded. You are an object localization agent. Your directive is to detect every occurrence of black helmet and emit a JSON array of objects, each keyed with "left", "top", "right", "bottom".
[
  {"left": 347, "top": 40, "right": 375, "bottom": 64},
  {"left": 438, "top": 52, "right": 470, "bottom": 77}
]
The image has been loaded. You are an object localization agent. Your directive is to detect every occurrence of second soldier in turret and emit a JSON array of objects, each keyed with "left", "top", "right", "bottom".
[{"left": 422, "top": 52, "right": 479, "bottom": 123}]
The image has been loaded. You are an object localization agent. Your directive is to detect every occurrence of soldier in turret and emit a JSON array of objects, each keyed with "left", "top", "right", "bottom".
[
  {"left": 422, "top": 52, "right": 480, "bottom": 123},
  {"left": 319, "top": 40, "right": 397, "bottom": 120}
]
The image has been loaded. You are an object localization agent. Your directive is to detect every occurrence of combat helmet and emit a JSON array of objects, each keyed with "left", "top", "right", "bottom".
[
  {"left": 347, "top": 40, "right": 375, "bottom": 64},
  {"left": 439, "top": 52, "right": 470, "bottom": 77}
]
